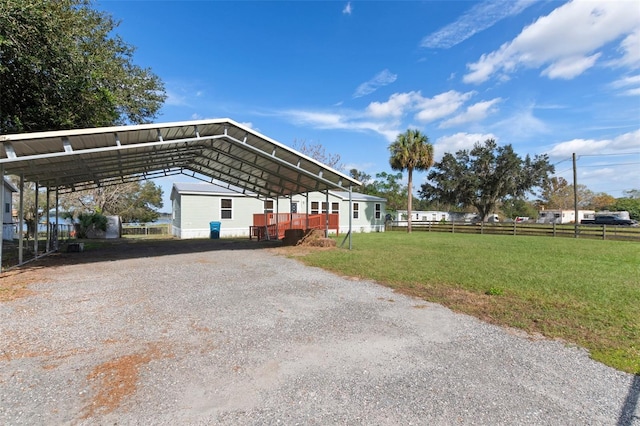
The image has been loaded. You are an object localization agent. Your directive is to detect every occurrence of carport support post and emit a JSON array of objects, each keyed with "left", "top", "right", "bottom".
[
  {"left": 305, "top": 192, "right": 309, "bottom": 230},
  {"left": 275, "top": 197, "right": 279, "bottom": 240},
  {"left": 55, "top": 189, "right": 59, "bottom": 250},
  {"left": 34, "top": 181, "right": 39, "bottom": 257},
  {"left": 45, "top": 187, "right": 50, "bottom": 252},
  {"left": 348, "top": 185, "right": 353, "bottom": 250},
  {"left": 325, "top": 190, "right": 329, "bottom": 238},
  {"left": 18, "top": 174, "right": 24, "bottom": 264}
]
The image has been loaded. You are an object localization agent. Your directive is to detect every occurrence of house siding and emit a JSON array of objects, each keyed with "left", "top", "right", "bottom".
[{"left": 171, "top": 183, "right": 387, "bottom": 239}]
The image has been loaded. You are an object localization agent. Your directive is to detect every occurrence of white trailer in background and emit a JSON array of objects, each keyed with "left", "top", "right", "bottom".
[{"left": 537, "top": 209, "right": 595, "bottom": 224}]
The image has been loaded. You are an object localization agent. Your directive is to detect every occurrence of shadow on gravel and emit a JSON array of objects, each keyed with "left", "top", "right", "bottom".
[
  {"left": 6, "top": 238, "right": 283, "bottom": 271},
  {"left": 619, "top": 374, "right": 640, "bottom": 426}
]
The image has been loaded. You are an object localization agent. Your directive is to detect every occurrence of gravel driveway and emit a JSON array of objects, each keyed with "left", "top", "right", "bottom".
[{"left": 1, "top": 239, "right": 638, "bottom": 425}]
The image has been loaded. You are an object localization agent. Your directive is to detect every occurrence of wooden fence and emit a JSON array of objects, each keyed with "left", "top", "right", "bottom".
[{"left": 389, "top": 221, "right": 640, "bottom": 242}]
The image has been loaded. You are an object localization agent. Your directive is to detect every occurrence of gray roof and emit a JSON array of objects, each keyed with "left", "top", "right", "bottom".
[
  {"left": 0, "top": 118, "right": 361, "bottom": 198},
  {"left": 172, "top": 182, "right": 254, "bottom": 197},
  {"left": 331, "top": 191, "right": 386, "bottom": 202},
  {"left": 3, "top": 177, "right": 18, "bottom": 193}
]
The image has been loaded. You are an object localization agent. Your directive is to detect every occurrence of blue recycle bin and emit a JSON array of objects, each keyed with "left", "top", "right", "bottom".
[{"left": 209, "top": 221, "right": 221, "bottom": 239}]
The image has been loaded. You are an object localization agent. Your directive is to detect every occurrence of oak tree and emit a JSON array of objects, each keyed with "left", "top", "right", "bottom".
[{"left": 420, "top": 139, "right": 553, "bottom": 222}]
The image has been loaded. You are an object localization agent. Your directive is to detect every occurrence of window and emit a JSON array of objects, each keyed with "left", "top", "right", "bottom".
[
  {"left": 322, "top": 202, "right": 328, "bottom": 214},
  {"left": 375, "top": 203, "right": 381, "bottom": 219},
  {"left": 4, "top": 202, "right": 9, "bottom": 214},
  {"left": 264, "top": 200, "right": 274, "bottom": 213},
  {"left": 311, "top": 201, "right": 319, "bottom": 215},
  {"left": 221, "top": 198, "right": 232, "bottom": 219},
  {"left": 353, "top": 202, "right": 359, "bottom": 219},
  {"left": 332, "top": 202, "right": 339, "bottom": 214}
]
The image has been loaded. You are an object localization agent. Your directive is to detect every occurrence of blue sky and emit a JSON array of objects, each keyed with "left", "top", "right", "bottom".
[{"left": 97, "top": 0, "right": 640, "bottom": 210}]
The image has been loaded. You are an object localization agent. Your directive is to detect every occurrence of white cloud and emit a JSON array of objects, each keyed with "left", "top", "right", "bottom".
[
  {"left": 343, "top": 2, "right": 352, "bottom": 15},
  {"left": 610, "top": 74, "right": 640, "bottom": 96},
  {"left": 364, "top": 90, "right": 476, "bottom": 123},
  {"left": 439, "top": 98, "right": 502, "bottom": 128},
  {"left": 165, "top": 89, "right": 189, "bottom": 107},
  {"left": 547, "top": 129, "right": 640, "bottom": 158},
  {"left": 282, "top": 109, "right": 401, "bottom": 142},
  {"left": 280, "top": 89, "right": 482, "bottom": 142},
  {"left": 366, "top": 92, "right": 421, "bottom": 119},
  {"left": 614, "top": 28, "right": 640, "bottom": 68},
  {"left": 464, "top": 0, "right": 640, "bottom": 84},
  {"left": 611, "top": 74, "right": 640, "bottom": 87},
  {"left": 491, "top": 106, "right": 549, "bottom": 139},
  {"left": 414, "top": 90, "right": 475, "bottom": 122},
  {"left": 433, "top": 132, "right": 497, "bottom": 161},
  {"left": 353, "top": 69, "right": 397, "bottom": 98},
  {"left": 541, "top": 53, "right": 601, "bottom": 80},
  {"left": 421, "top": 0, "right": 536, "bottom": 49}
]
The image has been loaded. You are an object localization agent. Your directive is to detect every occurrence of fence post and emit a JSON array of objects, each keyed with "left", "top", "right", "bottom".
[
  {"left": 602, "top": 224, "right": 606, "bottom": 240},
  {"left": 553, "top": 222, "right": 556, "bottom": 237},
  {"left": 513, "top": 222, "right": 517, "bottom": 236},
  {"left": 451, "top": 220, "right": 455, "bottom": 234}
]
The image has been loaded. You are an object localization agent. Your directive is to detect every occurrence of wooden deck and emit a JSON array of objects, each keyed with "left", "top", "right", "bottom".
[{"left": 250, "top": 213, "right": 339, "bottom": 240}]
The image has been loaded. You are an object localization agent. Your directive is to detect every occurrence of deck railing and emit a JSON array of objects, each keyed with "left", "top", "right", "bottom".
[{"left": 251, "top": 213, "right": 339, "bottom": 240}]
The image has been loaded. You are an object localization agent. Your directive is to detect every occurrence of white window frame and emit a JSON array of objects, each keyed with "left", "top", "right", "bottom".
[
  {"left": 375, "top": 203, "right": 381, "bottom": 219},
  {"left": 353, "top": 202, "right": 359, "bottom": 219}
]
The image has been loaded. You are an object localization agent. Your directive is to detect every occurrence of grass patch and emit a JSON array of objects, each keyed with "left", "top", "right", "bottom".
[{"left": 295, "top": 231, "right": 640, "bottom": 374}]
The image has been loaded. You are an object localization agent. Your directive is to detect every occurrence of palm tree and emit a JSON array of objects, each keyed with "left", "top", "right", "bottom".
[{"left": 389, "top": 129, "right": 434, "bottom": 233}]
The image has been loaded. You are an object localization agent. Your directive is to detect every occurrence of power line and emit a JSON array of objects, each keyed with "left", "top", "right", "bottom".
[
  {"left": 578, "top": 152, "right": 640, "bottom": 158},
  {"left": 579, "top": 162, "right": 640, "bottom": 168}
]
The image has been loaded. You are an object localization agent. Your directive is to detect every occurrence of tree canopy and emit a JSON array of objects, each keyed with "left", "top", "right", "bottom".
[
  {"left": 292, "top": 139, "right": 343, "bottom": 170},
  {"left": 61, "top": 181, "right": 164, "bottom": 223},
  {"left": 389, "top": 129, "right": 433, "bottom": 232},
  {"left": 419, "top": 139, "right": 554, "bottom": 222},
  {"left": 0, "top": 0, "right": 166, "bottom": 133},
  {"left": 540, "top": 177, "right": 596, "bottom": 210}
]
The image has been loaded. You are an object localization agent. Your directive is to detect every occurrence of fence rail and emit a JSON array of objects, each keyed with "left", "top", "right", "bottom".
[
  {"left": 121, "top": 223, "right": 170, "bottom": 236},
  {"left": 389, "top": 221, "right": 640, "bottom": 242}
]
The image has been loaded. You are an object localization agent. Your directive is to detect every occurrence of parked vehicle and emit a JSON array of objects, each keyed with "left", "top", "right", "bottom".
[{"left": 580, "top": 215, "right": 638, "bottom": 226}]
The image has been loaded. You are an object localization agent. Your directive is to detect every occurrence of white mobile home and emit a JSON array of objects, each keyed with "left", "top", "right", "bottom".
[
  {"left": 2, "top": 177, "right": 18, "bottom": 241},
  {"left": 537, "top": 209, "right": 595, "bottom": 224},
  {"left": 170, "top": 183, "right": 387, "bottom": 239},
  {"left": 395, "top": 210, "right": 450, "bottom": 223}
]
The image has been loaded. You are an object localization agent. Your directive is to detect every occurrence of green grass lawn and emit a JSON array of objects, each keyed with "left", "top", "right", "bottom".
[{"left": 296, "top": 231, "right": 640, "bottom": 374}]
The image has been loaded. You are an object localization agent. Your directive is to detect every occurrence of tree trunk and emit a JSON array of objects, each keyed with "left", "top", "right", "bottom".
[{"left": 407, "top": 168, "right": 413, "bottom": 233}]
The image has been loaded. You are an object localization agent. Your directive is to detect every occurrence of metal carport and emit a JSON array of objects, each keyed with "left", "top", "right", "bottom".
[{"left": 0, "top": 118, "right": 361, "bottom": 270}]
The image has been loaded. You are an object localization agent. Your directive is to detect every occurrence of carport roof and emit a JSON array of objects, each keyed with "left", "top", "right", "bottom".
[{"left": 0, "top": 118, "right": 360, "bottom": 199}]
